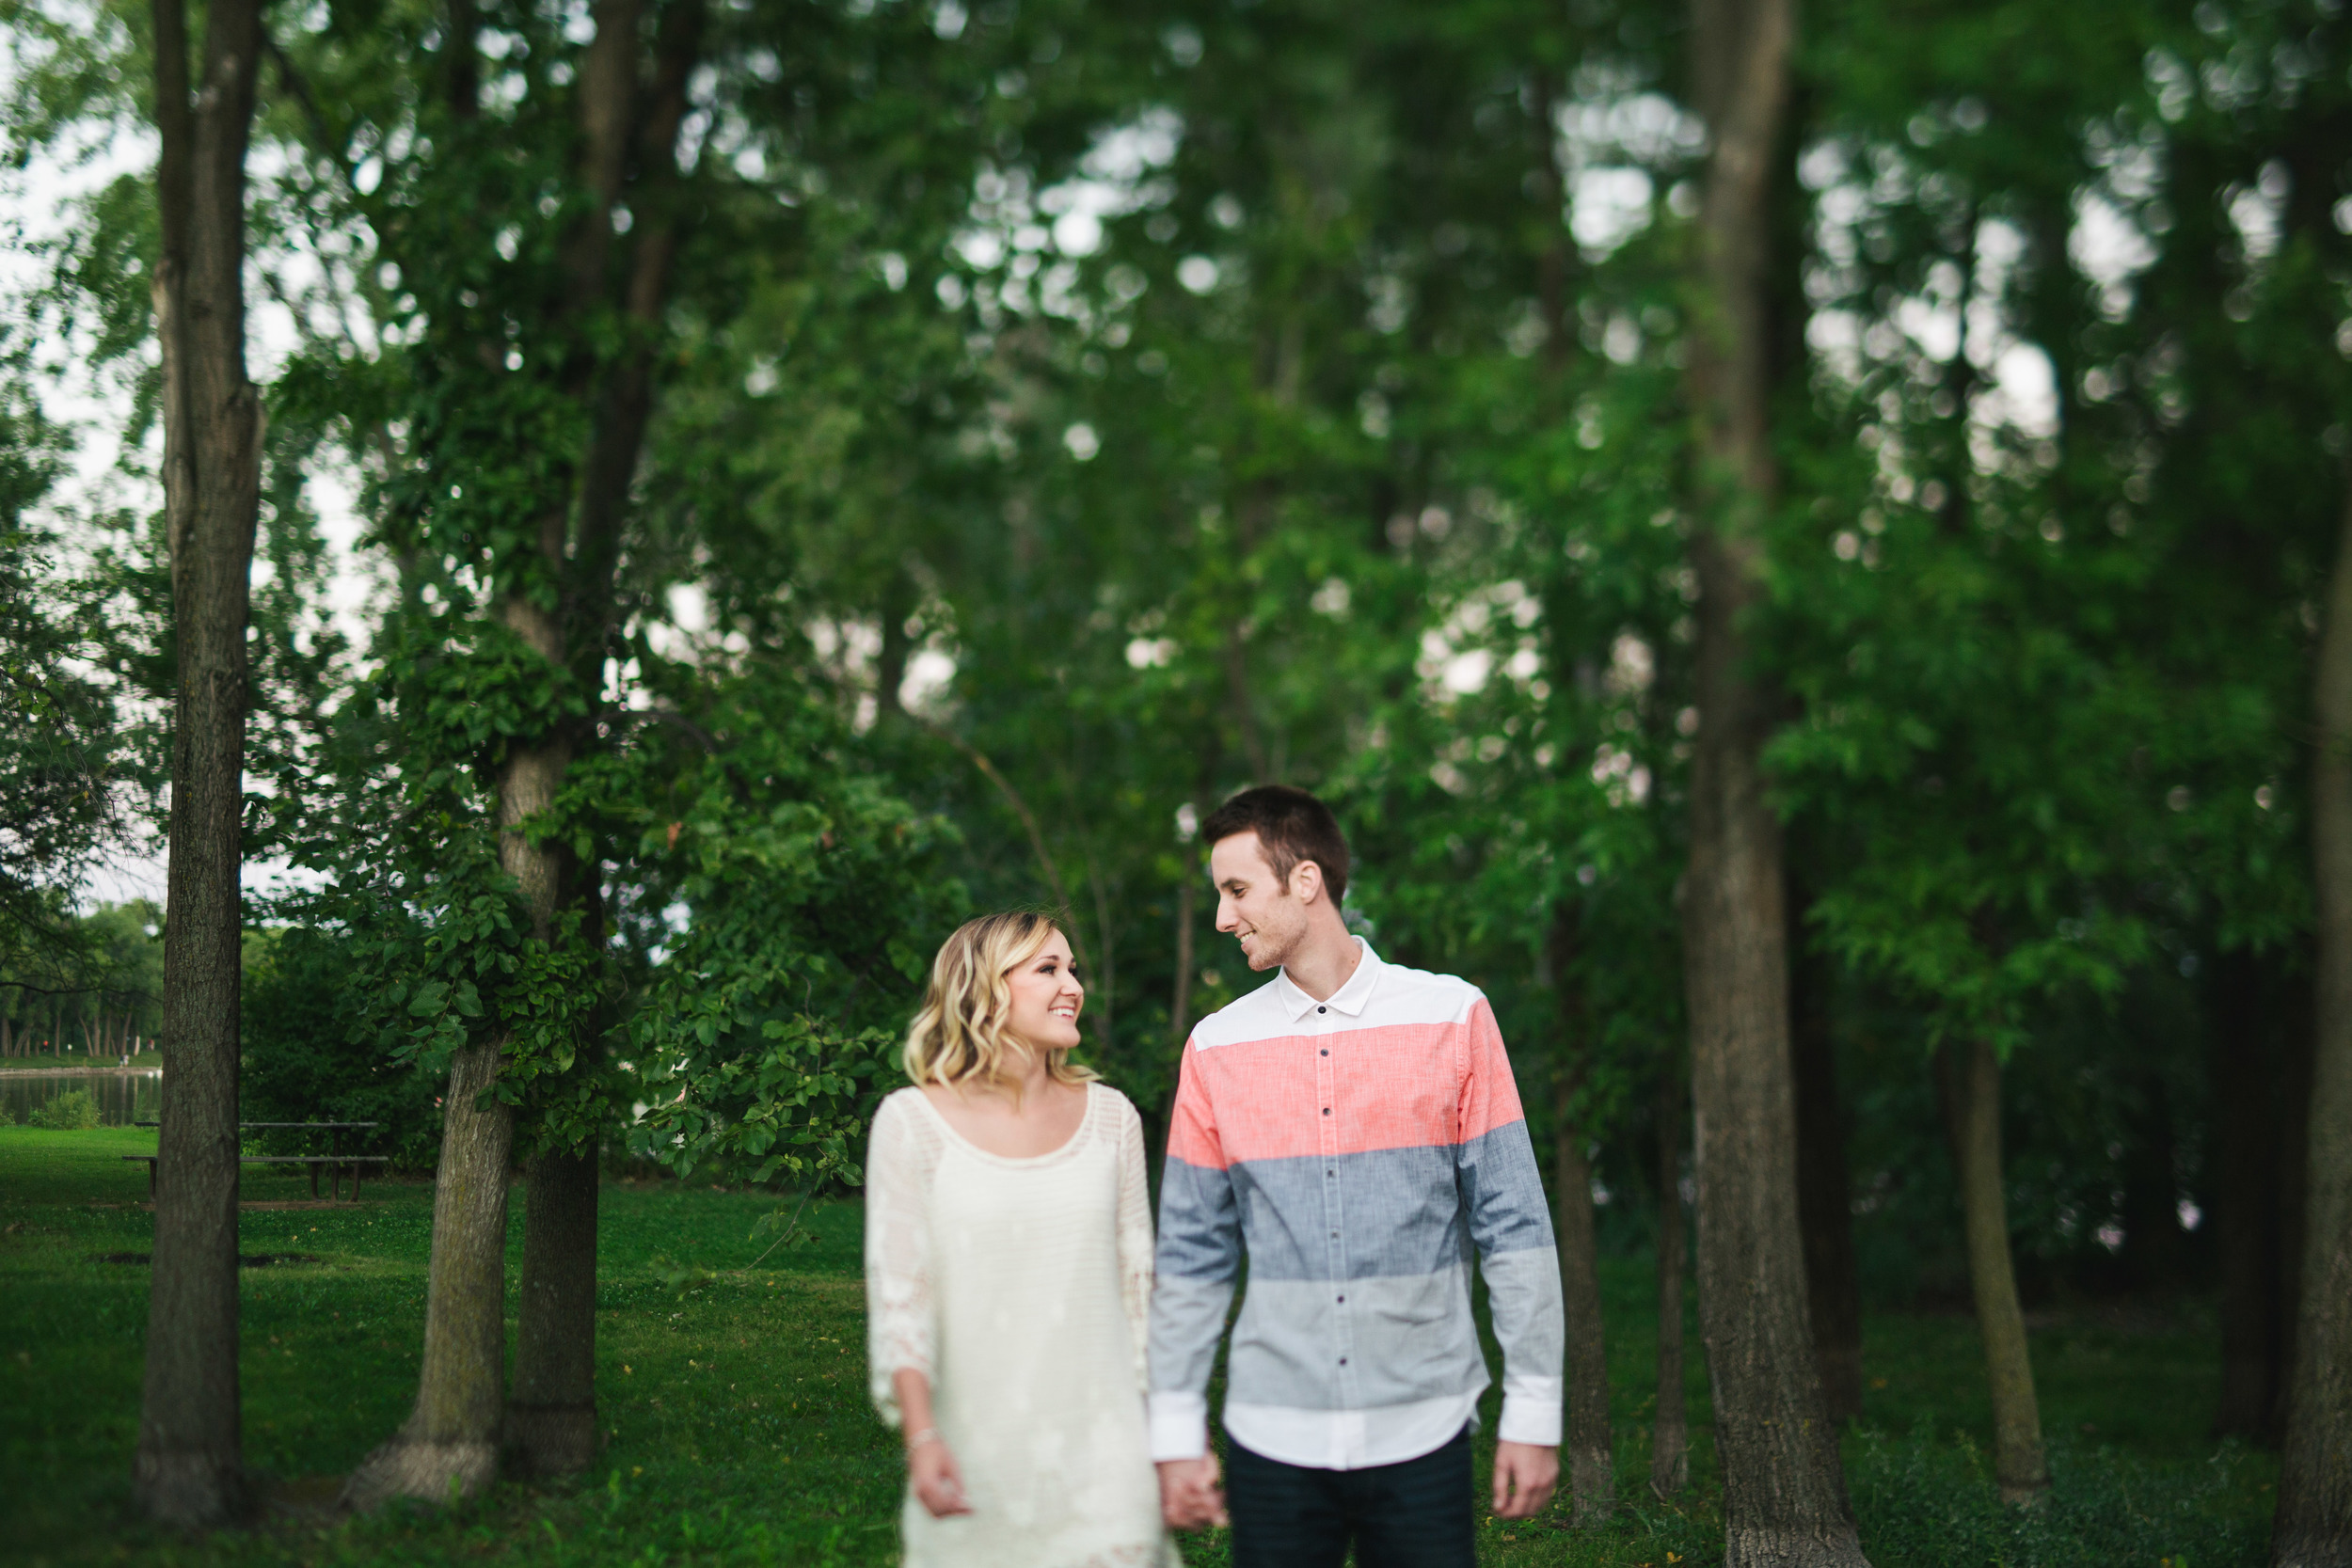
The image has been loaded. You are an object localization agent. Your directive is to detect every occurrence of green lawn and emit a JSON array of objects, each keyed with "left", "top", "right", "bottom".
[{"left": 0, "top": 1126, "right": 2274, "bottom": 1565}]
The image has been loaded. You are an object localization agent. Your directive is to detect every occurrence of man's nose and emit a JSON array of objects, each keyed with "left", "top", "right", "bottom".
[{"left": 1215, "top": 899, "right": 1239, "bottom": 932}]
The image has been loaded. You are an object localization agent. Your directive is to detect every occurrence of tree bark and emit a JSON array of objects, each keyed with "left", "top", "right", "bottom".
[
  {"left": 1681, "top": 0, "right": 1866, "bottom": 1560},
  {"left": 1936, "top": 1038, "right": 2047, "bottom": 1504},
  {"left": 508, "top": 1148, "right": 600, "bottom": 1476},
  {"left": 2211, "top": 945, "right": 2284, "bottom": 1439},
  {"left": 1547, "top": 912, "right": 1614, "bottom": 1523},
  {"left": 1789, "top": 910, "right": 1862, "bottom": 1422},
  {"left": 134, "top": 0, "right": 263, "bottom": 1528},
  {"left": 1652, "top": 1067, "right": 1690, "bottom": 1497},
  {"left": 2277, "top": 969, "right": 2315, "bottom": 1437},
  {"left": 2274, "top": 474, "right": 2352, "bottom": 1567},
  {"left": 342, "top": 1039, "right": 516, "bottom": 1509}
]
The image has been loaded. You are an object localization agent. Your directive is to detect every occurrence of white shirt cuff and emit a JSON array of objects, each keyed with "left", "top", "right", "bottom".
[
  {"left": 1497, "top": 1376, "right": 1563, "bottom": 1448},
  {"left": 1149, "top": 1391, "right": 1210, "bottom": 1461}
]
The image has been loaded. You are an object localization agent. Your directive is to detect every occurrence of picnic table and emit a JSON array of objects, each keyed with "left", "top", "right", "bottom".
[{"left": 124, "top": 1121, "right": 389, "bottom": 1201}]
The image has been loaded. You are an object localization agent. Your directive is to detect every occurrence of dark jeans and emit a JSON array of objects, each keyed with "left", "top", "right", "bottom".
[{"left": 1225, "top": 1424, "right": 1476, "bottom": 1568}]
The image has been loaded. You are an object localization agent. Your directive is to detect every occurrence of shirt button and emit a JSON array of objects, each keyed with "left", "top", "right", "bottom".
[
  {"left": 1323, "top": 1107, "right": 1330, "bottom": 1116},
  {"left": 1337, "top": 1294, "right": 1345, "bottom": 1303},
  {"left": 1318, "top": 1006, "right": 1327, "bottom": 1014},
  {"left": 1339, "top": 1357, "right": 1348, "bottom": 1365},
  {"left": 1320, "top": 1049, "right": 1328, "bottom": 1056}
]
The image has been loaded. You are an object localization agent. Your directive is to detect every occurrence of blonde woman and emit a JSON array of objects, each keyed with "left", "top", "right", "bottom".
[{"left": 866, "top": 911, "right": 1178, "bottom": 1568}]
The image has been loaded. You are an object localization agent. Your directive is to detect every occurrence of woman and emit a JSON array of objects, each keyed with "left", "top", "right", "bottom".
[{"left": 866, "top": 911, "right": 1178, "bottom": 1568}]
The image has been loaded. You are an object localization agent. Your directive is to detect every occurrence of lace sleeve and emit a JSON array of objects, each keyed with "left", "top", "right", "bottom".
[
  {"left": 865, "top": 1092, "right": 935, "bottom": 1429},
  {"left": 1113, "top": 1092, "right": 1156, "bottom": 1396}
]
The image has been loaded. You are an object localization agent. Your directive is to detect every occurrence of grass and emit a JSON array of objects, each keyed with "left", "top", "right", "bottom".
[{"left": 0, "top": 1125, "right": 2275, "bottom": 1566}]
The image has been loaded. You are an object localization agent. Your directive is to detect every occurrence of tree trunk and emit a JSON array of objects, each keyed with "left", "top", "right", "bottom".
[
  {"left": 1681, "top": 0, "right": 1865, "bottom": 1560},
  {"left": 2212, "top": 945, "right": 2284, "bottom": 1439},
  {"left": 342, "top": 1039, "right": 515, "bottom": 1509},
  {"left": 1789, "top": 910, "right": 1863, "bottom": 1422},
  {"left": 2277, "top": 969, "right": 2315, "bottom": 1437},
  {"left": 133, "top": 0, "right": 263, "bottom": 1528},
  {"left": 1937, "top": 1038, "right": 2047, "bottom": 1505},
  {"left": 2274, "top": 475, "right": 2352, "bottom": 1567},
  {"left": 1548, "top": 913, "right": 1614, "bottom": 1523},
  {"left": 1652, "top": 1067, "right": 1690, "bottom": 1496},
  {"left": 508, "top": 1148, "right": 600, "bottom": 1476}
]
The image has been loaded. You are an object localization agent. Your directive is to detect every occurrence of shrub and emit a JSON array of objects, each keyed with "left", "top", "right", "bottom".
[{"left": 25, "top": 1087, "right": 99, "bottom": 1130}]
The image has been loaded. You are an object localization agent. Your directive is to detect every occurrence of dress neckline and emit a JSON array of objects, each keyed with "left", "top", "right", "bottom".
[{"left": 910, "top": 1080, "right": 1101, "bottom": 1168}]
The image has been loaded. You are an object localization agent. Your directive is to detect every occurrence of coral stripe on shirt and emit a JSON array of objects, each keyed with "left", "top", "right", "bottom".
[{"left": 1164, "top": 1004, "right": 1526, "bottom": 1170}]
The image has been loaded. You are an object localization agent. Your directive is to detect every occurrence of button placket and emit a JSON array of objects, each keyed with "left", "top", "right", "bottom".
[{"left": 1313, "top": 1008, "right": 1359, "bottom": 1402}]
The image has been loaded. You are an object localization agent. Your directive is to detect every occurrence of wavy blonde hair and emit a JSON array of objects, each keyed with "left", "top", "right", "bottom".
[{"left": 903, "top": 911, "right": 1100, "bottom": 1096}]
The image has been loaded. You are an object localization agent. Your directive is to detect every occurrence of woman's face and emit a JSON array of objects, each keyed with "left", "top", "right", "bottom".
[{"left": 1002, "top": 928, "right": 1084, "bottom": 1054}]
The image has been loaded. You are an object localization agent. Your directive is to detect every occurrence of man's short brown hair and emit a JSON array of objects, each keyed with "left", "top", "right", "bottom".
[{"left": 1200, "top": 785, "right": 1350, "bottom": 904}]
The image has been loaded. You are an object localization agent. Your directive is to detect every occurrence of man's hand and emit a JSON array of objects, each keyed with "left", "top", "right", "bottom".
[
  {"left": 909, "top": 1438, "right": 974, "bottom": 1518},
  {"left": 1491, "top": 1440, "right": 1559, "bottom": 1519},
  {"left": 1157, "top": 1454, "right": 1230, "bottom": 1530}
]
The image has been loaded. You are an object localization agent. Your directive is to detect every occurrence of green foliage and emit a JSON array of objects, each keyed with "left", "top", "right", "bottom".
[
  {"left": 603, "top": 670, "right": 964, "bottom": 1189},
  {"left": 240, "top": 927, "right": 442, "bottom": 1170},
  {"left": 0, "top": 322, "right": 129, "bottom": 944},
  {"left": 24, "top": 1087, "right": 100, "bottom": 1130}
]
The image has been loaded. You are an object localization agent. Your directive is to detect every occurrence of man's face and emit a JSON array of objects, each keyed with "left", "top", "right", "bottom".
[{"left": 1210, "top": 831, "right": 1312, "bottom": 973}]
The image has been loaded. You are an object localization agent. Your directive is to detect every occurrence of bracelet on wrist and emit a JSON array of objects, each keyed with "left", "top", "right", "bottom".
[{"left": 905, "top": 1426, "right": 941, "bottom": 1452}]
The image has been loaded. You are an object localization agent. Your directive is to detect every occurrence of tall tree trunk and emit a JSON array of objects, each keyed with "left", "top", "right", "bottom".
[
  {"left": 2274, "top": 477, "right": 2352, "bottom": 1567},
  {"left": 342, "top": 1039, "right": 516, "bottom": 1507},
  {"left": 2277, "top": 968, "right": 2315, "bottom": 1437},
  {"left": 2119, "top": 1069, "right": 2185, "bottom": 1289},
  {"left": 134, "top": 0, "right": 263, "bottom": 1528},
  {"left": 508, "top": 1148, "right": 600, "bottom": 1476},
  {"left": 1789, "top": 906, "right": 1863, "bottom": 1422},
  {"left": 2212, "top": 945, "right": 2283, "bottom": 1439},
  {"left": 1652, "top": 1066, "right": 1690, "bottom": 1496},
  {"left": 1548, "top": 912, "right": 1614, "bottom": 1523},
  {"left": 1937, "top": 1039, "right": 2047, "bottom": 1504},
  {"left": 1681, "top": 0, "right": 1865, "bottom": 1561},
  {"left": 502, "top": 0, "right": 702, "bottom": 1485}
]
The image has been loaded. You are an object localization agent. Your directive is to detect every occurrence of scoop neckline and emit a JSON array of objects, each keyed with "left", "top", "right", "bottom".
[{"left": 909, "top": 1079, "right": 1102, "bottom": 1167}]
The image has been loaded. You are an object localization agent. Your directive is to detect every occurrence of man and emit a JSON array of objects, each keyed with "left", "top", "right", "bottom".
[{"left": 1151, "top": 784, "right": 1565, "bottom": 1566}]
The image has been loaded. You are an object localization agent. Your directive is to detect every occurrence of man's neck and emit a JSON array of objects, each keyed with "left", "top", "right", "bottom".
[{"left": 1281, "top": 922, "right": 1362, "bottom": 1003}]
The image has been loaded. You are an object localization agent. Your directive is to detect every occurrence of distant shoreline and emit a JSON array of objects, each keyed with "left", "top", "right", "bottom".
[{"left": 0, "top": 1066, "right": 164, "bottom": 1079}]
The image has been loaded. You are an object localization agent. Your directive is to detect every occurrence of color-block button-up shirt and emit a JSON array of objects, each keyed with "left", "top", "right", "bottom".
[{"left": 1147, "top": 939, "right": 1565, "bottom": 1471}]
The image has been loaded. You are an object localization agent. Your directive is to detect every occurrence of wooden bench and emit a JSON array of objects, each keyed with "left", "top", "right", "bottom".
[{"left": 120, "top": 1154, "right": 390, "bottom": 1200}]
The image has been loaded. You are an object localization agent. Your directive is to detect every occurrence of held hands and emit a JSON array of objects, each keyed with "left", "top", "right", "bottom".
[
  {"left": 907, "top": 1430, "right": 974, "bottom": 1518},
  {"left": 1491, "top": 1440, "right": 1559, "bottom": 1519},
  {"left": 1156, "top": 1454, "right": 1229, "bottom": 1530}
]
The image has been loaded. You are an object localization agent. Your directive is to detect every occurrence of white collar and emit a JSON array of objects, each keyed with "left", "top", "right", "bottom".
[{"left": 1273, "top": 936, "right": 1382, "bottom": 1021}]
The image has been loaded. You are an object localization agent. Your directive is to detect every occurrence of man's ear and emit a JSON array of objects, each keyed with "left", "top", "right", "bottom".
[{"left": 1293, "top": 860, "right": 1325, "bottom": 906}]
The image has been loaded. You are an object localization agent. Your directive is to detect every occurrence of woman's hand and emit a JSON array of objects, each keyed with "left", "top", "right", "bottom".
[{"left": 909, "top": 1434, "right": 974, "bottom": 1518}]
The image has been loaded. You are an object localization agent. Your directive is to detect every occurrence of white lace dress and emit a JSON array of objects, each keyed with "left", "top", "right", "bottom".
[{"left": 866, "top": 1082, "right": 1179, "bottom": 1568}]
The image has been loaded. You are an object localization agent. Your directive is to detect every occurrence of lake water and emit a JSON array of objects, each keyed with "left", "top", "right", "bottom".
[{"left": 1, "top": 1071, "right": 163, "bottom": 1127}]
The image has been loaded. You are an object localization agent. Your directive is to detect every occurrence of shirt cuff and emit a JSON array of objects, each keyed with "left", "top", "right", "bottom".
[
  {"left": 1497, "top": 1376, "right": 1563, "bottom": 1448},
  {"left": 1149, "top": 1391, "right": 1210, "bottom": 1461}
]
